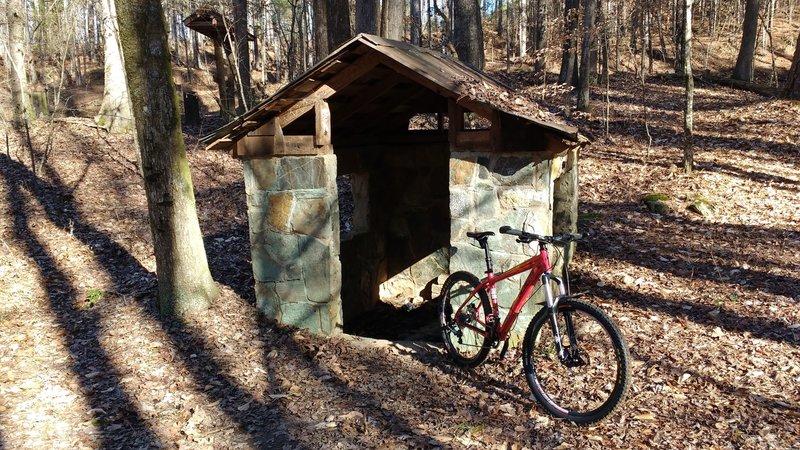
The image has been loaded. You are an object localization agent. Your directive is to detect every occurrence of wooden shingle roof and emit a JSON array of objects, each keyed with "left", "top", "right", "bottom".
[{"left": 201, "top": 33, "right": 578, "bottom": 151}]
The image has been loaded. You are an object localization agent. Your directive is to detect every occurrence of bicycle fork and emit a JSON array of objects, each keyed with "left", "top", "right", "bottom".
[{"left": 542, "top": 273, "right": 585, "bottom": 367}]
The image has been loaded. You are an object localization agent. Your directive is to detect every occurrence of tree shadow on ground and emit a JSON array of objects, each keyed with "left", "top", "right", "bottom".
[
  {"left": 579, "top": 201, "right": 800, "bottom": 301},
  {"left": 0, "top": 155, "right": 161, "bottom": 449},
  {"left": 0, "top": 154, "right": 463, "bottom": 447},
  {"left": 627, "top": 347, "right": 800, "bottom": 418},
  {"left": 572, "top": 270, "right": 799, "bottom": 347}
]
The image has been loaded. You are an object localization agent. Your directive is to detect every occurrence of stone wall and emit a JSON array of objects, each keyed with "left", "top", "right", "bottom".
[
  {"left": 449, "top": 152, "right": 556, "bottom": 339},
  {"left": 243, "top": 155, "right": 342, "bottom": 335}
]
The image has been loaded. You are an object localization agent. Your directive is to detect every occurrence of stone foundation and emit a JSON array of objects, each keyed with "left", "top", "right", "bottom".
[
  {"left": 244, "top": 155, "right": 342, "bottom": 334},
  {"left": 449, "top": 152, "right": 556, "bottom": 340}
]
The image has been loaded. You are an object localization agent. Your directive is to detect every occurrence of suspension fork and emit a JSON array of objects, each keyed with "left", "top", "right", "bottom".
[{"left": 541, "top": 272, "right": 572, "bottom": 359}]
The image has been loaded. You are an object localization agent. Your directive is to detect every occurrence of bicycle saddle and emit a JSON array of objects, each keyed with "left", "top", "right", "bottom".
[{"left": 466, "top": 231, "right": 495, "bottom": 240}]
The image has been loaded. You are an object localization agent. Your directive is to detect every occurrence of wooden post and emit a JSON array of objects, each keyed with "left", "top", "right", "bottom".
[{"left": 315, "top": 100, "right": 331, "bottom": 146}]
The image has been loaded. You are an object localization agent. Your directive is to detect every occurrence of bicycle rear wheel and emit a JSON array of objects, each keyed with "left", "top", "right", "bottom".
[
  {"left": 522, "top": 298, "right": 631, "bottom": 425},
  {"left": 439, "top": 271, "right": 492, "bottom": 367}
]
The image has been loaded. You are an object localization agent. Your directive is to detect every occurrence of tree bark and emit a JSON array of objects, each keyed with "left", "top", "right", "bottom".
[
  {"left": 577, "top": 0, "right": 597, "bottom": 112},
  {"left": 732, "top": 0, "right": 760, "bottom": 81},
  {"left": 453, "top": 0, "right": 485, "bottom": 69},
  {"left": 786, "top": 30, "right": 800, "bottom": 98},
  {"left": 683, "top": 0, "right": 694, "bottom": 174},
  {"left": 355, "top": 0, "right": 380, "bottom": 34},
  {"left": 115, "top": 0, "right": 219, "bottom": 318},
  {"left": 559, "top": 0, "right": 579, "bottom": 86},
  {"left": 410, "top": 0, "right": 423, "bottom": 45},
  {"left": 533, "top": 0, "right": 546, "bottom": 72},
  {"left": 314, "top": 0, "right": 330, "bottom": 60},
  {"left": 328, "top": 0, "right": 352, "bottom": 51},
  {"left": 95, "top": 0, "right": 133, "bottom": 133},
  {"left": 381, "top": 0, "right": 405, "bottom": 40},
  {"left": 233, "top": 0, "right": 253, "bottom": 111},
  {"left": 7, "top": 0, "right": 31, "bottom": 128}
]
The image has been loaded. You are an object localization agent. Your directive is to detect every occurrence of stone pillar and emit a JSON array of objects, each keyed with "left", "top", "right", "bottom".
[
  {"left": 553, "top": 146, "right": 579, "bottom": 267},
  {"left": 449, "top": 152, "right": 554, "bottom": 341},
  {"left": 243, "top": 155, "right": 342, "bottom": 335}
]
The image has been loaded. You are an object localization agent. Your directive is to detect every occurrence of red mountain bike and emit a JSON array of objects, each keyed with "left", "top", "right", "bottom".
[{"left": 440, "top": 226, "right": 631, "bottom": 425}]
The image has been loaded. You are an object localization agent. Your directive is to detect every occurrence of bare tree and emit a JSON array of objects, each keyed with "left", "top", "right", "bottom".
[
  {"left": 532, "top": 0, "right": 546, "bottom": 72},
  {"left": 732, "top": 0, "right": 760, "bottom": 81},
  {"left": 682, "top": 0, "right": 694, "bottom": 173},
  {"left": 233, "top": 0, "right": 253, "bottom": 111},
  {"left": 95, "top": 0, "right": 132, "bottom": 132},
  {"left": 314, "top": 0, "right": 330, "bottom": 59},
  {"left": 786, "top": 29, "right": 800, "bottom": 98},
  {"left": 381, "top": 0, "right": 405, "bottom": 40},
  {"left": 559, "top": 0, "right": 579, "bottom": 86},
  {"left": 577, "top": 0, "right": 597, "bottom": 112},
  {"left": 410, "top": 0, "right": 423, "bottom": 45},
  {"left": 115, "top": 0, "right": 219, "bottom": 318},
  {"left": 6, "top": 0, "right": 31, "bottom": 127},
  {"left": 328, "top": 0, "right": 352, "bottom": 50},
  {"left": 355, "top": 0, "right": 381, "bottom": 34},
  {"left": 453, "top": 0, "right": 485, "bottom": 69}
]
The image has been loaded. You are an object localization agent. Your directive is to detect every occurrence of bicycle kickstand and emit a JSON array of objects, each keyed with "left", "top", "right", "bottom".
[{"left": 498, "top": 339, "right": 511, "bottom": 360}]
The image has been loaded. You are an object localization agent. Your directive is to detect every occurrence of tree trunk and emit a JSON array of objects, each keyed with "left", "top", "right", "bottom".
[
  {"left": 328, "top": 0, "right": 352, "bottom": 51},
  {"left": 410, "top": 0, "right": 423, "bottom": 45},
  {"left": 115, "top": 0, "right": 219, "bottom": 318},
  {"left": 577, "top": 0, "right": 597, "bottom": 112},
  {"left": 381, "top": 0, "right": 404, "bottom": 40},
  {"left": 559, "top": 0, "right": 579, "bottom": 85},
  {"left": 95, "top": 0, "right": 133, "bottom": 133},
  {"left": 683, "top": 0, "right": 694, "bottom": 174},
  {"left": 233, "top": 0, "right": 253, "bottom": 112},
  {"left": 453, "top": 0, "right": 485, "bottom": 69},
  {"left": 355, "top": 0, "right": 380, "bottom": 34},
  {"left": 519, "top": 0, "right": 528, "bottom": 56},
  {"left": 786, "top": 30, "right": 800, "bottom": 98},
  {"left": 314, "top": 0, "right": 330, "bottom": 60},
  {"left": 7, "top": 0, "right": 31, "bottom": 128},
  {"left": 733, "top": 0, "right": 760, "bottom": 81},
  {"left": 533, "top": 0, "right": 546, "bottom": 72}
]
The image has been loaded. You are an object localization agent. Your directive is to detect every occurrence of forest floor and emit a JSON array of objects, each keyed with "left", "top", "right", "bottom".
[{"left": 1, "top": 65, "right": 799, "bottom": 449}]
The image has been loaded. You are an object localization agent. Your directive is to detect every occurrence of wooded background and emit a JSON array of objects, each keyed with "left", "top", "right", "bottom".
[{"left": 3, "top": 0, "right": 800, "bottom": 123}]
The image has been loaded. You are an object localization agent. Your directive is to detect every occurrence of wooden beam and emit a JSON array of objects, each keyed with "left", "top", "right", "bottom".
[
  {"left": 454, "top": 130, "right": 491, "bottom": 150},
  {"left": 277, "top": 53, "right": 382, "bottom": 128},
  {"left": 448, "top": 100, "right": 463, "bottom": 152},
  {"left": 235, "top": 135, "right": 318, "bottom": 158},
  {"left": 333, "top": 74, "right": 404, "bottom": 123},
  {"left": 207, "top": 138, "right": 234, "bottom": 150}
]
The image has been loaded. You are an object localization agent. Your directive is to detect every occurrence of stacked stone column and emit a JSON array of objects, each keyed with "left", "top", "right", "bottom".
[{"left": 243, "top": 155, "right": 342, "bottom": 334}]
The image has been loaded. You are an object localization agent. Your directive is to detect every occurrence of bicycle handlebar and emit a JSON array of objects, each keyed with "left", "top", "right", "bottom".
[{"left": 499, "top": 226, "right": 583, "bottom": 246}]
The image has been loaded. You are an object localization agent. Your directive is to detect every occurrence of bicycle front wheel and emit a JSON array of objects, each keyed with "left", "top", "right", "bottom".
[
  {"left": 439, "top": 271, "right": 492, "bottom": 367},
  {"left": 522, "top": 298, "right": 631, "bottom": 425}
]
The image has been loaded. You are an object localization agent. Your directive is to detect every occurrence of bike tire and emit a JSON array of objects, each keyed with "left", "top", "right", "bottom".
[
  {"left": 439, "top": 271, "right": 493, "bottom": 368},
  {"left": 522, "top": 298, "right": 631, "bottom": 425}
]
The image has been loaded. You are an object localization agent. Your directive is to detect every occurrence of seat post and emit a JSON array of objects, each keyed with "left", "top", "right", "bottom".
[{"left": 480, "top": 239, "right": 494, "bottom": 273}]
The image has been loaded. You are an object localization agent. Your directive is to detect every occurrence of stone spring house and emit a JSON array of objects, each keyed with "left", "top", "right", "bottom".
[{"left": 202, "top": 34, "right": 583, "bottom": 336}]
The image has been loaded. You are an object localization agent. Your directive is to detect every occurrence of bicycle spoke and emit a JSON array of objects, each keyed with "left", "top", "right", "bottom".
[
  {"left": 440, "top": 272, "right": 493, "bottom": 367},
  {"left": 523, "top": 299, "right": 630, "bottom": 424}
]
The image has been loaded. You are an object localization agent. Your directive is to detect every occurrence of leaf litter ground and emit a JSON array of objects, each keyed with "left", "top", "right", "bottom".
[{"left": 0, "top": 74, "right": 798, "bottom": 449}]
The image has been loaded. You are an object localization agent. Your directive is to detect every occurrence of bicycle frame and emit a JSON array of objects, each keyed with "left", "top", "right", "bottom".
[{"left": 453, "top": 244, "right": 569, "bottom": 343}]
